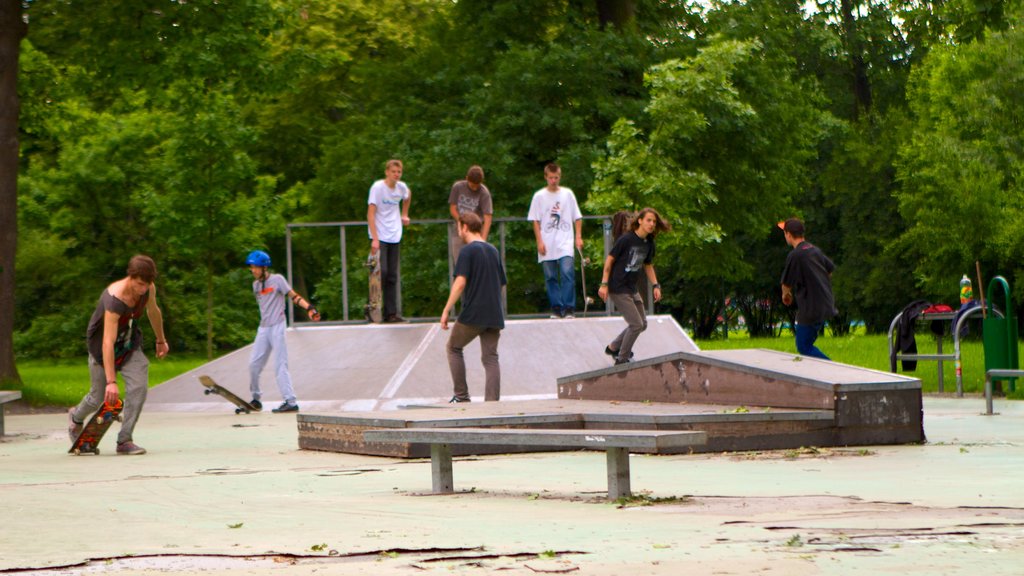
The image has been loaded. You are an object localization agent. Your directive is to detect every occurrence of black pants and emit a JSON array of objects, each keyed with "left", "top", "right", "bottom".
[{"left": 379, "top": 241, "right": 401, "bottom": 317}]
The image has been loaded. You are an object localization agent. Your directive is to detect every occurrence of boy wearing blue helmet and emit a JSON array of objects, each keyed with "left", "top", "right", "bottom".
[{"left": 246, "top": 250, "right": 320, "bottom": 413}]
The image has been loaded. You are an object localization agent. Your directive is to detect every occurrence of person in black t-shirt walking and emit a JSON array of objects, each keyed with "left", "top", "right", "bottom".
[
  {"left": 779, "top": 217, "right": 837, "bottom": 360},
  {"left": 441, "top": 212, "right": 507, "bottom": 402},
  {"left": 598, "top": 208, "right": 671, "bottom": 365}
]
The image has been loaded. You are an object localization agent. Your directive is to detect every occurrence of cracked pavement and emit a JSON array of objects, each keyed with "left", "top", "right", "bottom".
[{"left": 1, "top": 396, "right": 1022, "bottom": 575}]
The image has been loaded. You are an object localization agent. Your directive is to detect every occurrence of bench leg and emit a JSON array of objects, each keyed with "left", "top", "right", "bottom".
[
  {"left": 606, "top": 447, "right": 631, "bottom": 499},
  {"left": 985, "top": 375, "right": 995, "bottom": 415},
  {"left": 0, "top": 406, "right": 4, "bottom": 437},
  {"left": 431, "top": 443, "right": 454, "bottom": 494}
]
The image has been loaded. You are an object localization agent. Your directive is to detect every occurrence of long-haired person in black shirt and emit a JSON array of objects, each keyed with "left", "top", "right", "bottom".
[{"left": 598, "top": 208, "right": 671, "bottom": 365}]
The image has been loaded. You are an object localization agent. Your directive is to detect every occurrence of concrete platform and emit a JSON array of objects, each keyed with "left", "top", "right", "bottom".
[
  {"left": 297, "top": 399, "right": 835, "bottom": 457},
  {"left": 147, "top": 315, "right": 697, "bottom": 412},
  {"left": 297, "top": 348, "right": 923, "bottom": 458},
  {"left": 558, "top": 349, "right": 924, "bottom": 446},
  {"left": 148, "top": 317, "right": 922, "bottom": 457}
]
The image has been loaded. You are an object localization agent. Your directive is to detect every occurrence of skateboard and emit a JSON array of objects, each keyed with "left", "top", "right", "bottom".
[
  {"left": 365, "top": 253, "right": 383, "bottom": 323},
  {"left": 577, "top": 246, "right": 594, "bottom": 317},
  {"left": 200, "top": 375, "right": 260, "bottom": 414},
  {"left": 69, "top": 399, "right": 124, "bottom": 455}
]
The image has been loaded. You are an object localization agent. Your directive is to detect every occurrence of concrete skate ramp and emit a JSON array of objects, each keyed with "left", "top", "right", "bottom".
[{"left": 147, "top": 315, "right": 697, "bottom": 412}]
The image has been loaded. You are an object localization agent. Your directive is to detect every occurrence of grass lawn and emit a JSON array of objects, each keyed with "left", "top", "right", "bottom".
[
  {"left": 14, "top": 355, "right": 209, "bottom": 407},
  {"left": 697, "top": 329, "right": 1023, "bottom": 398}
]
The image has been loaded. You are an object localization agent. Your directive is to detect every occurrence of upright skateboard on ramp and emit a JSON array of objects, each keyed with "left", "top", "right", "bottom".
[
  {"left": 69, "top": 399, "right": 124, "bottom": 455},
  {"left": 577, "top": 246, "right": 594, "bottom": 317},
  {"left": 200, "top": 375, "right": 260, "bottom": 414},
  {"left": 365, "top": 253, "right": 383, "bottom": 323}
]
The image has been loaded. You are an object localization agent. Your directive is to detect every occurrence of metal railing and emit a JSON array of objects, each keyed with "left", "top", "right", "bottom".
[{"left": 283, "top": 215, "right": 656, "bottom": 324}]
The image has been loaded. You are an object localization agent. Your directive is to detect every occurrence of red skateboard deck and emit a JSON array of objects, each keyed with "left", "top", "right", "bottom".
[{"left": 69, "top": 399, "right": 124, "bottom": 455}]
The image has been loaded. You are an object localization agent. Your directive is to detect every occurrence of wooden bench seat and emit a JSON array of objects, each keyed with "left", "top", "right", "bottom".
[
  {"left": 363, "top": 427, "right": 707, "bottom": 499},
  {"left": 0, "top": 390, "right": 23, "bottom": 436}
]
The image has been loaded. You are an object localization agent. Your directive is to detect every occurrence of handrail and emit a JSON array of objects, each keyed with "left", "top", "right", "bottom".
[
  {"left": 887, "top": 305, "right": 1000, "bottom": 395},
  {"left": 283, "top": 215, "right": 652, "bottom": 325}
]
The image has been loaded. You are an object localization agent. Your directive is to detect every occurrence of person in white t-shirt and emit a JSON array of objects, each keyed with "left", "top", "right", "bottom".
[
  {"left": 527, "top": 163, "right": 583, "bottom": 319},
  {"left": 367, "top": 159, "right": 412, "bottom": 322}
]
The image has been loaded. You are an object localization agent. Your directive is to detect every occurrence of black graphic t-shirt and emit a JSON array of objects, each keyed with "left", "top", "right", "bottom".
[
  {"left": 86, "top": 289, "right": 149, "bottom": 368},
  {"left": 608, "top": 231, "right": 655, "bottom": 294}
]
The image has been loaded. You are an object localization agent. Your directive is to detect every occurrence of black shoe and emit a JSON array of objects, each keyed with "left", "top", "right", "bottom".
[
  {"left": 272, "top": 402, "right": 299, "bottom": 413},
  {"left": 615, "top": 358, "right": 632, "bottom": 366},
  {"left": 384, "top": 314, "right": 406, "bottom": 323},
  {"left": 449, "top": 395, "right": 470, "bottom": 403},
  {"left": 250, "top": 399, "right": 263, "bottom": 411},
  {"left": 605, "top": 346, "right": 634, "bottom": 360}
]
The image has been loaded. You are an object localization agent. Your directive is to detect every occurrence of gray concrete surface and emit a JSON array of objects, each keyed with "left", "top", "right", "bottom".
[
  {"left": 1, "top": 395, "right": 1022, "bottom": 575},
  {"left": 147, "top": 316, "right": 698, "bottom": 412}
]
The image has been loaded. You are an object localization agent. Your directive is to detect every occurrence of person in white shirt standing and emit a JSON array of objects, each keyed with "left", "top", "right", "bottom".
[
  {"left": 527, "top": 163, "right": 583, "bottom": 319},
  {"left": 367, "top": 159, "right": 412, "bottom": 322}
]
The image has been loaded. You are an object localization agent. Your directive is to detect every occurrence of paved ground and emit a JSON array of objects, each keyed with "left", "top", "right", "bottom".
[{"left": 1, "top": 395, "right": 1022, "bottom": 575}]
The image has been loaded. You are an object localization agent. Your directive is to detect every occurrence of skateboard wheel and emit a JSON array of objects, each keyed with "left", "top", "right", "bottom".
[
  {"left": 94, "top": 448, "right": 100, "bottom": 455},
  {"left": 95, "top": 415, "right": 105, "bottom": 425},
  {"left": 73, "top": 448, "right": 81, "bottom": 455},
  {"left": 115, "top": 415, "right": 123, "bottom": 422},
  {"left": 204, "top": 389, "right": 212, "bottom": 395}
]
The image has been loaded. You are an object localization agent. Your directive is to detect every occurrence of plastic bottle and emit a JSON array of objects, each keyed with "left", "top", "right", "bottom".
[{"left": 959, "top": 274, "right": 973, "bottom": 304}]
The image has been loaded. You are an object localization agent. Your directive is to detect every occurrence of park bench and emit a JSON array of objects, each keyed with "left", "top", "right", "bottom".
[
  {"left": 984, "top": 369, "right": 1024, "bottom": 415},
  {"left": 363, "top": 427, "right": 707, "bottom": 499},
  {"left": 0, "top": 390, "right": 23, "bottom": 436}
]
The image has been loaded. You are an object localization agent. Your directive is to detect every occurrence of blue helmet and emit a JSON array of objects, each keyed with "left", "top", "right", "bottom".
[{"left": 246, "top": 250, "right": 271, "bottom": 267}]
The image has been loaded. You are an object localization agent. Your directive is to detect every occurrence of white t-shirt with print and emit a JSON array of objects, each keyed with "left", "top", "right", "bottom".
[{"left": 527, "top": 186, "right": 582, "bottom": 262}]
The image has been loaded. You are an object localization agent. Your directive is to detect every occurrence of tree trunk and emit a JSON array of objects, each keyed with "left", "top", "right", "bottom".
[
  {"left": 839, "top": 0, "right": 872, "bottom": 116},
  {"left": 595, "top": 0, "right": 635, "bottom": 29},
  {"left": 0, "top": 0, "right": 25, "bottom": 387}
]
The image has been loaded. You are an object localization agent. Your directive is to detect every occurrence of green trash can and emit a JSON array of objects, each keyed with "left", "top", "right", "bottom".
[{"left": 983, "top": 276, "right": 1018, "bottom": 393}]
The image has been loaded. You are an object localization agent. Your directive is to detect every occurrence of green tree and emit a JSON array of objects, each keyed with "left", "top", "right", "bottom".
[
  {"left": 145, "top": 84, "right": 279, "bottom": 358},
  {"left": 589, "top": 37, "right": 830, "bottom": 337},
  {"left": 896, "top": 14, "right": 1024, "bottom": 302},
  {"left": 15, "top": 0, "right": 284, "bottom": 357},
  {"left": 302, "top": 0, "right": 695, "bottom": 316}
]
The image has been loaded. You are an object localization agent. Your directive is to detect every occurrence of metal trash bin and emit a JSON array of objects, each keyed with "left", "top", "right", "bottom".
[{"left": 983, "top": 276, "right": 1018, "bottom": 393}]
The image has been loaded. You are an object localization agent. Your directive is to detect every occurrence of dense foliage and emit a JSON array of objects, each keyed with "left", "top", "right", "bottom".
[{"left": 8, "top": 0, "right": 1024, "bottom": 362}]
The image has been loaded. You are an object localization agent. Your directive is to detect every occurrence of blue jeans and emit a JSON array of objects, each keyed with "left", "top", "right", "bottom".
[
  {"left": 794, "top": 322, "right": 830, "bottom": 360},
  {"left": 541, "top": 256, "right": 575, "bottom": 313}
]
